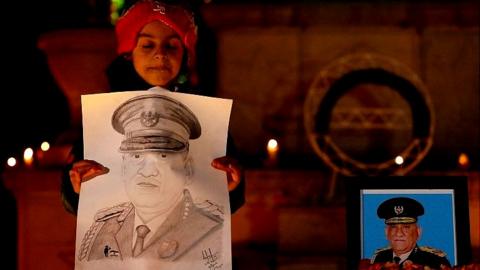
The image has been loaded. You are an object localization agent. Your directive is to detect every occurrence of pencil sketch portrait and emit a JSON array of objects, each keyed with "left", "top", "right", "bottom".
[{"left": 76, "top": 90, "right": 231, "bottom": 269}]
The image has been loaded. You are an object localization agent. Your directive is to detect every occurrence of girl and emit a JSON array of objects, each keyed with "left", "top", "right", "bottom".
[{"left": 62, "top": 0, "right": 244, "bottom": 215}]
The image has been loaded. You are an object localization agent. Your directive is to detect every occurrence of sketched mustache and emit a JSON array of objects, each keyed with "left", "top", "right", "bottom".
[
  {"left": 134, "top": 177, "right": 160, "bottom": 187},
  {"left": 137, "top": 182, "right": 158, "bottom": 187}
]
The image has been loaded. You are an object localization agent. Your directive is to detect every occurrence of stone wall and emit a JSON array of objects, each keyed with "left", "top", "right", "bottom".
[{"left": 201, "top": 2, "right": 479, "bottom": 172}]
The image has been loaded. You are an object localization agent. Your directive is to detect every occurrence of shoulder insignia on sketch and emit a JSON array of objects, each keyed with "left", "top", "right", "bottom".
[
  {"left": 371, "top": 246, "right": 390, "bottom": 263},
  {"left": 78, "top": 202, "right": 133, "bottom": 261},
  {"left": 196, "top": 199, "right": 225, "bottom": 222},
  {"left": 94, "top": 202, "right": 133, "bottom": 222},
  {"left": 419, "top": 246, "right": 447, "bottom": 257},
  {"left": 78, "top": 219, "right": 104, "bottom": 261}
]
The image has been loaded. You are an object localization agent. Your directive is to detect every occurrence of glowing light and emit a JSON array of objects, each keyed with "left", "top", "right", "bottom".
[
  {"left": 24, "top": 148, "right": 34, "bottom": 159},
  {"left": 394, "top": 156, "right": 404, "bottom": 165},
  {"left": 7, "top": 157, "right": 16, "bottom": 167},
  {"left": 41, "top": 141, "right": 50, "bottom": 151},
  {"left": 24, "top": 147, "right": 34, "bottom": 166},
  {"left": 265, "top": 138, "right": 279, "bottom": 167},
  {"left": 267, "top": 139, "right": 278, "bottom": 152},
  {"left": 458, "top": 153, "right": 470, "bottom": 169}
]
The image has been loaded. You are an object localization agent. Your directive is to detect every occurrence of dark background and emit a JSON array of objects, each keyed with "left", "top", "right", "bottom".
[
  {"left": 0, "top": 1, "right": 478, "bottom": 269},
  {"left": 0, "top": 0, "right": 94, "bottom": 162},
  {"left": 0, "top": 0, "right": 478, "bottom": 171}
]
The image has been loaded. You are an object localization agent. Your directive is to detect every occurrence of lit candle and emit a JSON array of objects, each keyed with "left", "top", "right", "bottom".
[
  {"left": 266, "top": 139, "right": 279, "bottom": 167},
  {"left": 40, "top": 141, "right": 50, "bottom": 151},
  {"left": 458, "top": 153, "right": 470, "bottom": 169},
  {"left": 7, "top": 157, "right": 17, "bottom": 167},
  {"left": 394, "top": 155, "right": 404, "bottom": 166},
  {"left": 24, "top": 147, "right": 34, "bottom": 167},
  {"left": 36, "top": 141, "right": 51, "bottom": 166}
]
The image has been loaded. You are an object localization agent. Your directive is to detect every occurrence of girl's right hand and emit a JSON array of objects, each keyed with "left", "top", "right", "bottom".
[{"left": 69, "top": 159, "right": 109, "bottom": 194}]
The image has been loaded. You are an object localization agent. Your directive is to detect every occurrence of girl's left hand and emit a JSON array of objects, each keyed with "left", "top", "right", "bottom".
[{"left": 211, "top": 156, "right": 243, "bottom": 192}]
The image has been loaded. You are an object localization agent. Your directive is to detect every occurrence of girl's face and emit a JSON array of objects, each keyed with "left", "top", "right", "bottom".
[{"left": 132, "top": 21, "right": 185, "bottom": 87}]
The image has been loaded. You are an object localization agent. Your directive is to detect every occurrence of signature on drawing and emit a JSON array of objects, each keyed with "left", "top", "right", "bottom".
[{"left": 202, "top": 248, "right": 222, "bottom": 269}]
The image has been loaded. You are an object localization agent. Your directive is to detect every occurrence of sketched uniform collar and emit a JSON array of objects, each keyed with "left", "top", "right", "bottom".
[{"left": 79, "top": 189, "right": 224, "bottom": 261}]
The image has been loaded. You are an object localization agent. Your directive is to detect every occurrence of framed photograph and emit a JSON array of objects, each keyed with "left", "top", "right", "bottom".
[{"left": 346, "top": 176, "right": 471, "bottom": 269}]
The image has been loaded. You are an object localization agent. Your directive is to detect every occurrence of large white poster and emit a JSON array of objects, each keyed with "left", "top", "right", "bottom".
[{"left": 75, "top": 87, "right": 232, "bottom": 270}]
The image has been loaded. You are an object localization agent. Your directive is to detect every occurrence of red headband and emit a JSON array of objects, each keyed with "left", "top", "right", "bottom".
[{"left": 116, "top": 0, "right": 198, "bottom": 85}]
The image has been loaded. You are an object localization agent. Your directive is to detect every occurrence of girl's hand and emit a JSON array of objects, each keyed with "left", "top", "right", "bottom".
[
  {"left": 211, "top": 156, "right": 243, "bottom": 192},
  {"left": 69, "top": 159, "right": 109, "bottom": 194}
]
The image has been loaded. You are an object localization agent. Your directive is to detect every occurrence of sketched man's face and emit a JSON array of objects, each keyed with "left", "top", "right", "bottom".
[
  {"left": 385, "top": 223, "right": 421, "bottom": 255},
  {"left": 122, "top": 151, "right": 189, "bottom": 211}
]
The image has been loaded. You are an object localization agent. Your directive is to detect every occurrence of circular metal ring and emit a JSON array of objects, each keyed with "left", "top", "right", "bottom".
[{"left": 304, "top": 53, "right": 434, "bottom": 176}]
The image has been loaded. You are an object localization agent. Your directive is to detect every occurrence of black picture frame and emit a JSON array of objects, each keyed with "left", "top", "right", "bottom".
[{"left": 346, "top": 176, "right": 471, "bottom": 269}]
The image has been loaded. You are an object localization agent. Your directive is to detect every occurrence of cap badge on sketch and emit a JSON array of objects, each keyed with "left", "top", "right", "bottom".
[{"left": 141, "top": 111, "right": 160, "bottom": 127}]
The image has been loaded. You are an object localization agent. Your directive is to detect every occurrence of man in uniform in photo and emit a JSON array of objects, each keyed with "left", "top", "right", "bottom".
[{"left": 371, "top": 197, "right": 451, "bottom": 268}]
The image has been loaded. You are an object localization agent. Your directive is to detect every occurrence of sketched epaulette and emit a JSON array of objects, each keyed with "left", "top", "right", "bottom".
[
  {"left": 195, "top": 199, "right": 224, "bottom": 223},
  {"left": 78, "top": 202, "right": 133, "bottom": 261}
]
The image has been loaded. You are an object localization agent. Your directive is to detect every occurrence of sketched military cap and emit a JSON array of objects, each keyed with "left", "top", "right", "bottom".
[
  {"left": 112, "top": 94, "right": 201, "bottom": 152},
  {"left": 377, "top": 197, "right": 424, "bottom": 225}
]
